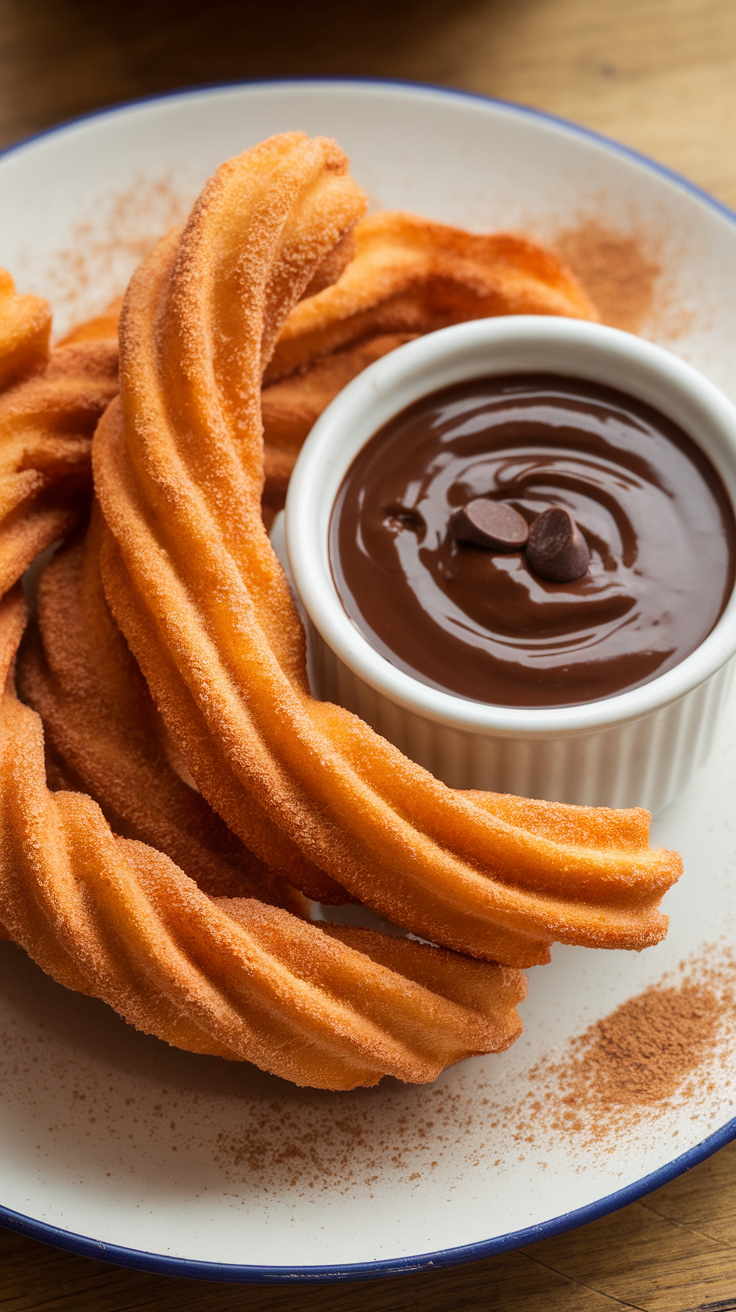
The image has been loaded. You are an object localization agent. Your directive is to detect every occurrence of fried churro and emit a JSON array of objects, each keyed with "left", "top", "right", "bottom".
[
  {"left": 2, "top": 582, "right": 525, "bottom": 1088},
  {"left": 91, "top": 133, "right": 680, "bottom": 969}
]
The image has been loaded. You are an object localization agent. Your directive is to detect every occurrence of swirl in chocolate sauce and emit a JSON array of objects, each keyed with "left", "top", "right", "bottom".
[{"left": 330, "top": 373, "right": 736, "bottom": 707}]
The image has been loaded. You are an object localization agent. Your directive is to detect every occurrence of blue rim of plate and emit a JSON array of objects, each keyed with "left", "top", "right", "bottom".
[{"left": 1, "top": 76, "right": 735, "bottom": 1284}]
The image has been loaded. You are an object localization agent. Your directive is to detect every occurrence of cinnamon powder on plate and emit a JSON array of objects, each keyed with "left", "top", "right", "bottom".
[
  {"left": 559, "top": 979, "right": 723, "bottom": 1110},
  {"left": 505, "top": 959, "right": 735, "bottom": 1156},
  {"left": 556, "top": 218, "right": 662, "bottom": 333}
]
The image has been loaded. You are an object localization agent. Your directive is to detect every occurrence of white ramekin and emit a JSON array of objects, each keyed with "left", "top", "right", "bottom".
[{"left": 284, "top": 317, "right": 736, "bottom": 812}]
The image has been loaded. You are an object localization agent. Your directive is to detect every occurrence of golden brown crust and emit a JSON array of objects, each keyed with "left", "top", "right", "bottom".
[
  {"left": 0, "top": 581, "right": 525, "bottom": 1088},
  {"left": 18, "top": 513, "right": 309, "bottom": 910},
  {"left": 0, "top": 138, "right": 534, "bottom": 1090},
  {"left": 261, "top": 331, "right": 418, "bottom": 518},
  {"left": 265, "top": 211, "right": 598, "bottom": 384},
  {"left": 0, "top": 270, "right": 51, "bottom": 391},
  {"left": 21, "top": 223, "right": 598, "bottom": 531},
  {"left": 260, "top": 214, "right": 595, "bottom": 510},
  {"left": 0, "top": 296, "right": 119, "bottom": 595},
  {"left": 91, "top": 133, "right": 680, "bottom": 969},
  {"left": 0, "top": 136, "right": 684, "bottom": 1090}
]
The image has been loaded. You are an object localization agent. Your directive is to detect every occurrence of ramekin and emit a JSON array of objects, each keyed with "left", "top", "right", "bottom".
[{"left": 284, "top": 317, "right": 736, "bottom": 812}]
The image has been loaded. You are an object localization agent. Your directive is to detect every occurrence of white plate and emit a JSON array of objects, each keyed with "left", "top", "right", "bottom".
[{"left": 0, "top": 80, "right": 735, "bottom": 1283}]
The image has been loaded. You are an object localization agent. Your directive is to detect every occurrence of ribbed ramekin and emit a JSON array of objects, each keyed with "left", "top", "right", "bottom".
[{"left": 284, "top": 317, "right": 736, "bottom": 812}]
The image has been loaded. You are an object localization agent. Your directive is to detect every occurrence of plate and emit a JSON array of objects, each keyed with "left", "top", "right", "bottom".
[{"left": 0, "top": 79, "right": 735, "bottom": 1283}]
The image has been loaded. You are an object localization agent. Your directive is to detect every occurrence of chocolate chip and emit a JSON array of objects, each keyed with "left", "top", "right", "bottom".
[
  {"left": 526, "top": 506, "right": 590, "bottom": 583},
  {"left": 451, "top": 499, "right": 529, "bottom": 550}
]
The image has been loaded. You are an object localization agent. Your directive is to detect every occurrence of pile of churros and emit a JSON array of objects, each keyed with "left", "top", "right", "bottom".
[{"left": 0, "top": 133, "right": 681, "bottom": 1089}]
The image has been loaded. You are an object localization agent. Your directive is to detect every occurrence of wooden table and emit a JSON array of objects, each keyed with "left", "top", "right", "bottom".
[{"left": 1, "top": 1, "right": 735, "bottom": 1307}]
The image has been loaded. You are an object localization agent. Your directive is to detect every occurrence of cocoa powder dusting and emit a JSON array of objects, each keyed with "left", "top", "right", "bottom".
[{"left": 556, "top": 219, "right": 662, "bottom": 333}]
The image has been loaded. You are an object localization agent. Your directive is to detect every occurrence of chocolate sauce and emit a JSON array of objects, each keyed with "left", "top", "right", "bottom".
[{"left": 330, "top": 373, "right": 736, "bottom": 707}]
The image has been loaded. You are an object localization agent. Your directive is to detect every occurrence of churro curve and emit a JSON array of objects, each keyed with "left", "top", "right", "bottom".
[{"left": 92, "top": 132, "right": 681, "bottom": 967}]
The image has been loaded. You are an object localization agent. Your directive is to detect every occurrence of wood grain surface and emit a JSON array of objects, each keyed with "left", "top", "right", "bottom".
[{"left": 1, "top": 1, "right": 736, "bottom": 1308}]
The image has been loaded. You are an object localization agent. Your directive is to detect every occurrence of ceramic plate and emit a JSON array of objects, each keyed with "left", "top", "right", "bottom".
[{"left": 0, "top": 80, "right": 735, "bottom": 1283}]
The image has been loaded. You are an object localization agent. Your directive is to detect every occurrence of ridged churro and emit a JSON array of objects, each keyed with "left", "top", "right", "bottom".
[
  {"left": 19, "top": 514, "right": 310, "bottom": 908},
  {"left": 0, "top": 134, "right": 686, "bottom": 1091},
  {"left": 2, "top": 583, "right": 526, "bottom": 1088},
  {"left": 91, "top": 133, "right": 680, "bottom": 969},
  {"left": 0, "top": 282, "right": 118, "bottom": 596},
  {"left": 265, "top": 210, "right": 598, "bottom": 384}
]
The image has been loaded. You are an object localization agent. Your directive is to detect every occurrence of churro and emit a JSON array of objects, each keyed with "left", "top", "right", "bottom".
[
  {"left": 266, "top": 210, "right": 598, "bottom": 383},
  {"left": 0, "top": 284, "right": 118, "bottom": 595},
  {"left": 2, "top": 584, "right": 526, "bottom": 1088},
  {"left": 91, "top": 133, "right": 680, "bottom": 968},
  {"left": 0, "top": 135, "right": 685, "bottom": 1091},
  {"left": 19, "top": 513, "right": 311, "bottom": 908}
]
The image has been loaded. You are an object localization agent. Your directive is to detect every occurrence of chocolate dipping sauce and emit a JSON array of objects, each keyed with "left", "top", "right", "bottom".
[{"left": 329, "top": 373, "right": 736, "bottom": 707}]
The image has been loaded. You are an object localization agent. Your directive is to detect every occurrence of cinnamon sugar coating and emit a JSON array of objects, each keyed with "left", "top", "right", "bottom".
[
  {"left": 261, "top": 330, "right": 418, "bottom": 521},
  {"left": 43, "top": 214, "right": 597, "bottom": 525},
  {"left": 259, "top": 211, "right": 598, "bottom": 517},
  {"left": 0, "top": 138, "right": 530, "bottom": 1088},
  {"left": 19, "top": 515, "right": 309, "bottom": 910},
  {"left": 0, "top": 270, "right": 50, "bottom": 390},
  {"left": 0, "top": 283, "right": 118, "bottom": 596},
  {"left": 90, "top": 132, "right": 681, "bottom": 968},
  {"left": 1, "top": 578, "right": 526, "bottom": 1088},
  {"left": 0, "top": 134, "right": 684, "bottom": 1088},
  {"left": 265, "top": 211, "right": 598, "bottom": 384}
]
